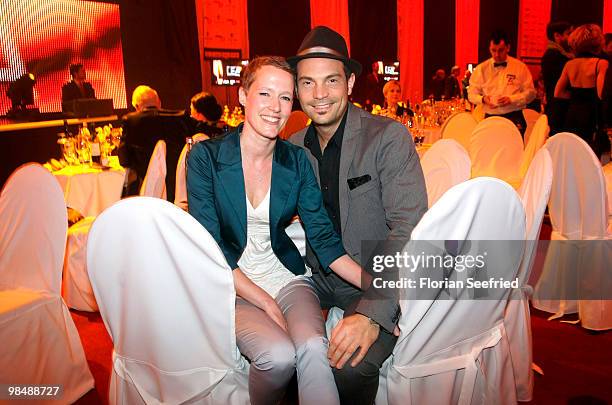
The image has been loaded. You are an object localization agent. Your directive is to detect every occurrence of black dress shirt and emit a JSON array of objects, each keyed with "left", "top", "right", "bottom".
[
  {"left": 304, "top": 109, "right": 348, "bottom": 237},
  {"left": 541, "top": 47, "right": 570, "bottom": 113},
  {"left": 61, "top": 81, "right": 95, "bottom": 103}
]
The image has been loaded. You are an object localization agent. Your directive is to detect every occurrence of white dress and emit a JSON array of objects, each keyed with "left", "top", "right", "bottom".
[{"left": 237, "top": 189, "right": 310, "bottom": 298}]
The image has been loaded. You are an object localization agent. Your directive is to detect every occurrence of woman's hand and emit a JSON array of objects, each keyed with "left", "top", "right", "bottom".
[
  {"left": 329, "top": 255, "right": 369, "bottom": 290},
  {"left": 232, "top": 268, "right": 287, "bottom": 331},
  {"left": 262, "top": 298, "right": 288, "bottom": 332}
]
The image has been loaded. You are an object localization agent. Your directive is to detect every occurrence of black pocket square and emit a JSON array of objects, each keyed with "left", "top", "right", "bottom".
[{"left": 347, "top": 174, "right": 371, "bottom": 190}]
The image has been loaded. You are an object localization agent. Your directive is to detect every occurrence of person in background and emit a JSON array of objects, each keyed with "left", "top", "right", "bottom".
[
  {"left": 187, "top": 56, "right": 367, "bottom": 405},
  {"left": 61, "top": 63, "right": 95, "bottom": 104},
  {"left": 188, "top": 92, "right": 226, "bottom": 138},
  {"left": 289, "top": 26, "right": 427, "bottom": 404},
  {"left": 605, "top": 33, "right": 612, "bottom": 57},
  {"left": 555, "top": 24, "right": 609, "bottom": 157},
  {"left": 118, "top": 85, "right": 190, "bottom": 201},
  {"left": 462, "top": 69, "right": 472, "bottom": 100},
  {"left": 358, "top": 61, "right": 385, "bottom": 110},
  {"left": 541, "top": 21, "right": 573, "bottom": 133},
  {"left": 382, "top": 80, "right": 413, "bottom": 119},
  {"left": 444, "top": 65, "right": 462, "bottom": 99},
  {"left": 429, "top": 68, "right": 446, "bottom": 100},
  {"left": 468, "top": 30, "right": 536, "bottom": 136}
]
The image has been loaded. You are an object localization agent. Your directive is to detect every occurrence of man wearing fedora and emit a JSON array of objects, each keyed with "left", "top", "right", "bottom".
[{"left": 289, "top": 26, "right": 427, "bottom": 404}]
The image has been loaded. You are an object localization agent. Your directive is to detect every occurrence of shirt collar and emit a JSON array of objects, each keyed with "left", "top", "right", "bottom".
[{"left": 304, "top": 107, "right": 348, "bottom": 150}]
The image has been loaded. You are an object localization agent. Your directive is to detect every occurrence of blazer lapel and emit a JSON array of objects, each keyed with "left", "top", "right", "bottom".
[
  {"left": 339, "top": 104, "right": 362, "bottom": 234},
  {"left": 217, "top": 130, "right": 247, "bottom": 239},
  {"left": 270, "top": 141, "right": 298, "bottom": 231}
]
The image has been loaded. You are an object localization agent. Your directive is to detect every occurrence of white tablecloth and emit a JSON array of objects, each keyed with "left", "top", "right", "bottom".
[
  {"left": 53, "top": 157, "right": 125, "bottom": 217},
  {"left": 422, "top": 126, "right": 442, "bottom": 144}
]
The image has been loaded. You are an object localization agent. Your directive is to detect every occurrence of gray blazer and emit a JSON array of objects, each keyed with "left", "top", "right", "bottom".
[{"left": 290, "top": 103, "right": 427, "bottom": 332}]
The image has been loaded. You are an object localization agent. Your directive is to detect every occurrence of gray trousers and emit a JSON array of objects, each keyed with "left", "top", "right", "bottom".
[{"left": 235, "top": 277, "right": 340, "bottom": 405}]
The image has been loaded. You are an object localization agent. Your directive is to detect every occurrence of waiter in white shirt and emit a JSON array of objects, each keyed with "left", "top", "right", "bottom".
[{"left": 468, "top": 31, "right": 536, "bottom": 136}]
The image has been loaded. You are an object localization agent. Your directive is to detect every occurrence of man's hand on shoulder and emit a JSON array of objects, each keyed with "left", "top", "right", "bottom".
[{"left": 328, "top": 313, "right": 379, "bottom": 369}]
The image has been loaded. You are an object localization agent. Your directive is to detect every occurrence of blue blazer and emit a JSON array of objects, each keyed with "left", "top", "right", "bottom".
[{"left": 186, "top": 125, "right": 345, "bottom": 275}]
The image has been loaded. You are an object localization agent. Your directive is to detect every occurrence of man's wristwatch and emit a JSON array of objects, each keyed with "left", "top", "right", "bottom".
[{"left": 366, "top": 316, "right": 380, "bottom": 328}]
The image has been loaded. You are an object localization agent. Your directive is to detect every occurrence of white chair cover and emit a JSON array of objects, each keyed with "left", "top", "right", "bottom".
[
  {"left": 174, "top": 143, "right": 189, "bottom": 211},
  {"left": 469, "top": 117, "right": 524, "bottom": 187},
  {"left": 420, "top": 139, "right": 471, "bottom": 207},
  {"left": 505, "top": 148, "right": 553, "bottom": 401},
  {"left": 193, "top": 133, "right": 210, "bottom": 143},
  {"left": 440, "top": 111, "right": 478, "bottom": 150},
  {"left": 87, "top": 197, "right": 249, "bottom": 404},
  {"left": 522, "top": 108, "right": 541, "bottom": 145},
  {"left": 62, "top": 216, "right": 98, "bottom": 311},
  {"left": 532, "top": 133, "right": 611, "bottom": 330},
  {"left": 377, "top": 177, "right": 525, "bottom": 405},
  {"left": 520, "top": 114, "right": 549, "bottom": 178},
  {"left": 603, "top": 162, "right": 612, "bottom": 220},
  {"left": 472, "top": 104, "right": 485, "bottom": 122},
  {"left": 0, "top": 164, "right": 94, "bottom": 403},
  {"left": 140, "top": 140, "right": 167, "bottom": 199}
]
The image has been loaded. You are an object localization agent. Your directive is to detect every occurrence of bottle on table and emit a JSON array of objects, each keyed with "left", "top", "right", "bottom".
[
  {"left": 87, "top": 123, "right": 101, "bottom": 165},
  {"left": 77, "top": 122, "right": 92, "bottom": 165}
]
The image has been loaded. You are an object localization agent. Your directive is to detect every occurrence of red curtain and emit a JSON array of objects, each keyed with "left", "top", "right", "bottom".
[
  {"left": 309, "top": 0, "right": 351, "bottom": 53},
  {"left": 398, "top": 0, "right": 424, "bottom": 102},
  {"left": 517, "top": 0, "right": 551, "bottom": 60},
  {"left": 605, "top": 0, "right": 612, "bottom": 33},
  {"left": 455, "top": 0, "right": 480, "bottom": 76}
]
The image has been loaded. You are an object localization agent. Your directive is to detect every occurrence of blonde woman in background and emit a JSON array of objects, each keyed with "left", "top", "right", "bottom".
[{"left": 382, "top": 80, "right": 413, "bottom": 120}]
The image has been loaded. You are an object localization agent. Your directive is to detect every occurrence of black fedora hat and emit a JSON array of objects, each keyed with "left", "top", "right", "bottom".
[{"left": 287, "top": 26, "right": 362, "bottom": 77}]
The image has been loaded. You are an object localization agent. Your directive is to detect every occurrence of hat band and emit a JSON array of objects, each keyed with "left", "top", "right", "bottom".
[{"left": 297, "top": 46, "right": 347, "bottom": 58}]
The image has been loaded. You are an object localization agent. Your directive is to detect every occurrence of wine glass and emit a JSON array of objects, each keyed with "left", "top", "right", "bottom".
[
  {"left": 110, "top": 128, "right": 122, "bottom": 152},
  {"left": 63, "top": 137, "right": 78, "bottom": 166}
]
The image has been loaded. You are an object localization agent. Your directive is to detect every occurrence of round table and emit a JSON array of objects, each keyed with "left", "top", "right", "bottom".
[{"left": 52, "top": 156, "right": 125, "bottom": 217}]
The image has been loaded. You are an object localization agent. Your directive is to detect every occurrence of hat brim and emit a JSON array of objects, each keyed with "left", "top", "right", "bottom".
[{"left": 287, "top": 53, "right": 362, "bottom": 77}]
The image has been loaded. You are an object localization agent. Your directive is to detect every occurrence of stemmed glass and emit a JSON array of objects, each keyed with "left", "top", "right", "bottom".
[
  {"left": 76, "top": 137, "right": 91, "bottom": 166},
  {"left": 110, "top": 128, "right": 122, "bottom": 154},
  {"left": 61, "top": 137, "right": 78, "bottom": 166}
]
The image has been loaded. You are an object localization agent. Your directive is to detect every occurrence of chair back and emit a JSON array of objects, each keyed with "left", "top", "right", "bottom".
[
  {"left": 545, "top": 132, "right": 608, "bottom": 238},
  {"left": 520, "top": 114, "right": 549, "bottom": 178},
  {"left": 87, "top": 197, "right": 247, "bottom": 404},
  {"left": 522, "top": 108, "right": 541, "bottom": 145},
  {"left": 140, "top": 140, "right": 167, "bottom": 199},
  {"left": 472, "top": 103, "right": 485, "bottom": 122},
  {"left": 440, "top": 111, "right": 477, "bottom": 150},
  {"left": 279, "top": 110, "right": 309, "bottom": 139},
  {"left": 469, "top": 116, "right": 524, "bottom": 184},
  {"left": 400, "top": 177, "right": 525, "bottom": 353},
  {"left": 386, "top": 178, "right": 525, "bottom": 404},
  {"left": 174, "top": 143, "right": 189, "bottom": 210},
  {"left": 517, "top": 148, "right": 553, "bottom": 284},
  {"left": 506, "top": 148, "right": 552, "bottom": 401},
  {"left": 421, "top": 139, "right": 471, "bottom": 207},
  {"left": 192, "top": 133, "right": 210, "bottom": 143},
  {"left": 0, "top": 164, "right": 67, "bottom": 294},
  {"left": 605, "top": 162, "right": 612, "bottom": 216}
]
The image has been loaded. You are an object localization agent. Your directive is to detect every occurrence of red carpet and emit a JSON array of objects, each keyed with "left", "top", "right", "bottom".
[{"left": 70, "top": 306, "right": 612, "bottom": 404}]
